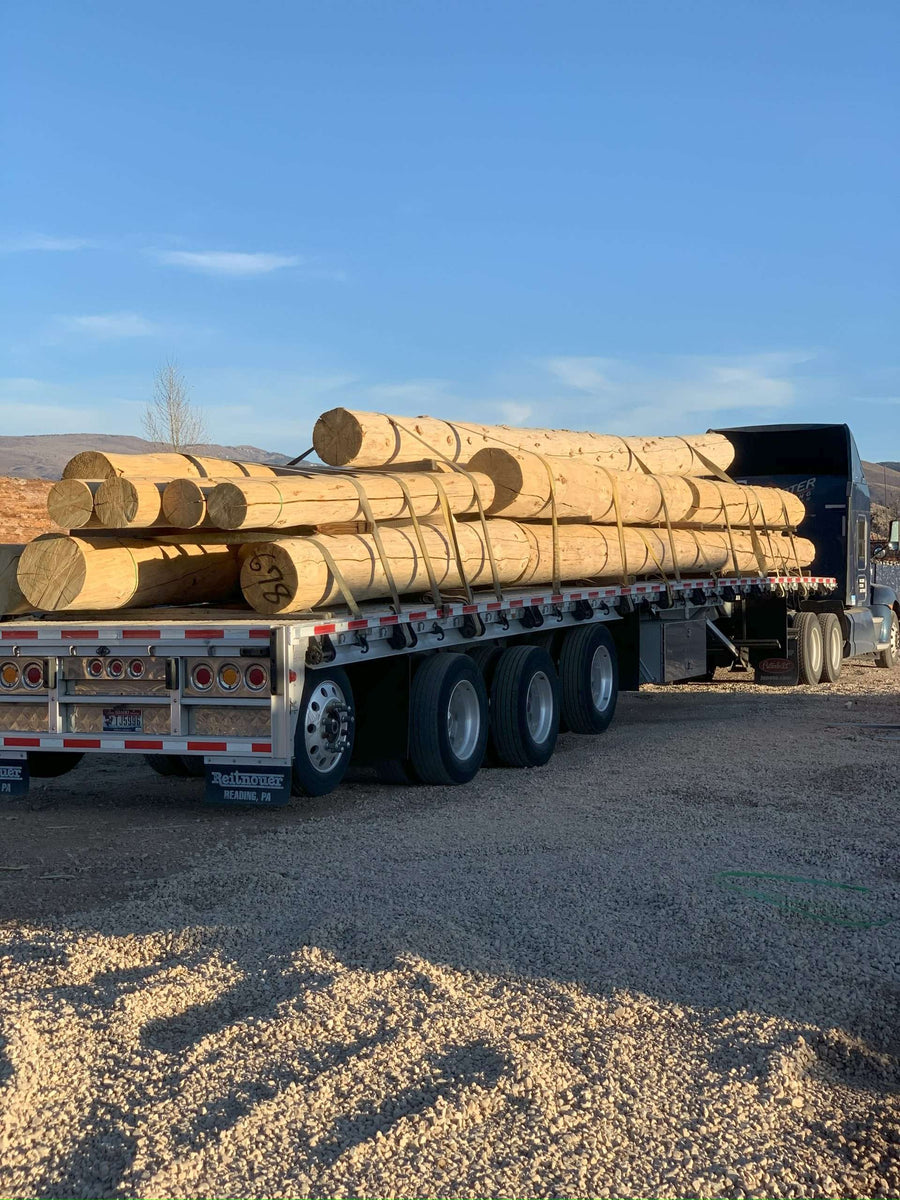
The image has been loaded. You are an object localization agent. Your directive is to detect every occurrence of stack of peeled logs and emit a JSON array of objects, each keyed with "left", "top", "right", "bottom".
[{"left": 11, "top": 410, "right": 814, "bottom": 615}]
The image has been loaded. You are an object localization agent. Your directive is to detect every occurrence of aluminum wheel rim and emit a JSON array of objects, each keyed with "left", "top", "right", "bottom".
[
  {"left": 590, "top": 645, "right": 614, "bottom": 712},
  {"left": 892, "top": 615, "right": 899, "bottom": 658},
  {"left": 447, "top": 678, "right": 480, "bottom": 761},
  {"left": 810, "top": 627, "right": 823, "bottom": 677},
  {"left": 829, "top": 622, "right": 842, "bottom": 670},
  {"left": 304, "top": 679, "right": 350, "bottom": 773}
]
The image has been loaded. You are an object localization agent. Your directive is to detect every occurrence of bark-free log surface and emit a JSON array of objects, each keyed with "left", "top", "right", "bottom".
[
  {"left": 206, "top": 469, "right": 495, "bottom": 530},
  {"left": 46, "top": 479, "right": 103, "bottom": 530},
  {"left": 313, "top": 408, "right": 736, "bottom": 476},
  {"left": 0, "top": 546, "right": 29, "bottom": 616},
  {"left": 241, "top": 521, "right": 814, "bottom": 614},
  {"left": 16, "top": 535, "right": 241, "bottom": 612},
  {"left": 62, "top": 452, "right": 281, "bottom": 482},
  {"left": 686, "top": 478, "right": 805, "bottom": 528},
  {"left": 94, "top": 478, "right": 166, "bottom": 529}
]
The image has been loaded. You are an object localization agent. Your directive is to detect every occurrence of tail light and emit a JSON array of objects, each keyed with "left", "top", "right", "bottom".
[
  {"left": 191, "top": 662, "right": 214, "bottom": 691},
  {"left": 244, "top": 663, "right": 269, "bottom": 692},
  {"left": 128, "top": 659, "right": 145, "bottom": 679},
  {"left": 87, "top": 658, "right": 104, "bottom": 678},
  {"left": 0, "top": 663, "right": 20, "bottom": 689},
  {"left": 217, "top": 663, "right": 241, "bottom": 692},
  {"left": 22, "top": 662, "right": 45, "bottom": 689},
  {"left": 107, "top": 658, "right": 125, "bottom": 679}
]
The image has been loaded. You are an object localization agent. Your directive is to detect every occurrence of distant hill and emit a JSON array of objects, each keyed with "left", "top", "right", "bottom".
[
  {"left": 0, "top": 434, "right": 291, "bottom": 480},
  {"left": 863, "top": 461, "right": 900, "bottom": 511}
]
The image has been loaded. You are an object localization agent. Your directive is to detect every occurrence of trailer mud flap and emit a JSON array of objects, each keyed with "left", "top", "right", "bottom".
[
  {"left": 0, "top": 755, "right": 29, "bottom": 797},
  {"left": 205, "top": 763, "right": 292, "bottom": 807}
]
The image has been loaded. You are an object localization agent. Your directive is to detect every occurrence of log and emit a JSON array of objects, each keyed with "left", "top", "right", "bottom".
[
  {"left": 160, "top": 479, "right": 219, "bottom": 529},
  {"left": 686, "top": 478, "right": 805, "bottom": 528},
  {"left": 0, "top": 546, "right": 29, "bottom": 616},
  {"left": 62, "top": 451, "right": 281, "bottom": 482},
  {"left": 240, "top": 521, "right": 814, "bottom": 614},
  {"left": 205, "top": 469, "right": 495, "bottom": 530},
  {"left": 313, "top": 407, "right": 736, "bottom": 476},
  {"left": 16, "top": 535, "right": 241, "bottom": 612},
  {"left": 47, "top": 479, "right": 103, "bottom": 530},
  {"left": 94, "top": 478, "right": 166, "bottom": 529},
  {"left": 466, "top": 446, "right": 806, "bottom": 528}
]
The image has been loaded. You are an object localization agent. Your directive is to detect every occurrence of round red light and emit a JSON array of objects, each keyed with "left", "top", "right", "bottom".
[
  {"left": 107, "top": 659, "right": 125, "bottom": 678},
  {"left": 87, "top": 659, "right": 104, "bottom": 677},
  {"left": 245, "top": 664, "right": 267, "bottom": 691},
  {"left": 128, "top": 659, "right": 145, "bottom": 678},
  {"left": 192, "top": 664, "right": 213, "bottom": 689},
  {"left": 23, "top": 663, "right": 44, "bottom": 687}
]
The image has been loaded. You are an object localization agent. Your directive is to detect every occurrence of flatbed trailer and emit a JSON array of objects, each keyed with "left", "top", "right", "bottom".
[{"left": 0, "top": 422, "right": 895, "bottom": 804}]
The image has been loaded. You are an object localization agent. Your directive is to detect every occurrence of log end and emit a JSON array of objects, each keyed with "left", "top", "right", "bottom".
[
  {"left": 16, "top": 535, "right": 88, "bottom": 610},
  {"left": 240, "top": 542, "right": 304, "bottom": 614},
  {"left": 94, "top": 478, "right": 137, "bottom": 527},
  {"left": 466, "top": 447, "right": 527, "bottom": 515},
  {"left": 47, "top": 479, "right": 97, "bottom": 529},
  {"left": 162, "top": 479, "right": 206, "bottom": 529},
  {"left": 61, "top": 451, "right": 114, "bottom": 480},
  {"left": 312, "top": 407, "right": 363, "bottom": 466},
  {"left": 206, "top": 481, "right": 250, "bottom": 530}
]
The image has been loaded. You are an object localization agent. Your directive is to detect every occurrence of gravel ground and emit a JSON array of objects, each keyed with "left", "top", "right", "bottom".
[{"left": 0, "top": 659, "right": 898, "bottom": 1199}]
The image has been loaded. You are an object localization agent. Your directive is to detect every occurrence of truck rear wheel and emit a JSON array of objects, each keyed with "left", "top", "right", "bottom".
[
  {"left": 876, "top": 610, "right": 899, "bottom": 669},
  {"left": 292, "top": 667, "right": 355, "bottom": 797},
  {"left": 817, "top": 613, "right": 843, "bottom": 682},
  {"left": 489, "top": 645, "right": 560, "bottom": 768},
  {"left": 558, "top": 624, "right": 619, "bottom": 733},
  {"left": 794, "top": 612, "right": 824, "bottom": 684},
  {"left": 144, "top": 754, "right": 205, "bottom": 778},
  {"left": 409, "top": 653, "right": 488, "bottom": 785},
  {"left": 28, "top": 752, "right": 84, "bottom": 779}
]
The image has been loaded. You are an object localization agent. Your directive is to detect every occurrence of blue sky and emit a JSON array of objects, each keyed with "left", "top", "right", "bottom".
[{"left": 2, "top": 0, "right": 898, "bottom": 459}]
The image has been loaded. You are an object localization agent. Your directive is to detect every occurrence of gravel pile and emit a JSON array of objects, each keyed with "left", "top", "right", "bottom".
[{"left": 0, "top": 662, "right": 898, "bottom": 1198}]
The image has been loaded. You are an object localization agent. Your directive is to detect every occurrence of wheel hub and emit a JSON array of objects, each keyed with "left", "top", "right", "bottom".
[
  {"left": 304, "top": 679, "right": 351, "bottom": 773},
  {"left": 446, "top": 678, "right": 481, "bottom": 761}
]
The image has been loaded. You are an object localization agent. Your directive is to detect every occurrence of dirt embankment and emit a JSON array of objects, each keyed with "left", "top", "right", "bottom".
[{"left": 0, "top": 477, "right": 61, "bottom": 544}]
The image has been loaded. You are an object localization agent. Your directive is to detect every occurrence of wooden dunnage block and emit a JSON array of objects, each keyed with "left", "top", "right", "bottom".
[
  {"left": 313, "top": 407, "right": 736, "bottom": 476},
  {"left": 241, "top": 520, "right": 533, "bottom": 614},
  {"left": 16, "top": 535, "right": 241, "bottom": 612},
  {"left": 0, "top": 546, "right": 30, "bottom": 616},
  {"left": 206, "top": 469, "right": 495, "bottom": 530},
  {"left": 62, "top": 451, "right": 281, "bottom": 482},
  {"left": 94, "top": 478, "right": 167, "bottom": 529},
  {"left": 47, "top": 479, "right": 103, "bottom": 530}
]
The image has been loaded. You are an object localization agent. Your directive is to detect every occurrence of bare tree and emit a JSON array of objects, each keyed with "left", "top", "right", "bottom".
[{"left": 142, "top": 360, "right": 208, "bottom": 450}]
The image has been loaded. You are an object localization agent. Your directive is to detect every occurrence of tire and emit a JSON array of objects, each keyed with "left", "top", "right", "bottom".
[
  {"left": 374, "top": 758, "right": 415, "bottom": 785},
  {"left": 144, "top": 754, "right": 205, "bottom": 778},
  {"left": 817, "top": 613, "right": 843, "bottom": 683},
  {"left": 489, "top": 645, "right": 560, "bottom": 768},
  {"left": 28, "top": 752, "right": 84, "bottom": 779},
  {"left": 557, "top": 624, "right": 619, "bottom": 734},
  {"left": 876, "top": 609, "right": 900, "bottom": 669},
  {"left": 794, "top": 612, "right": 824, "bottom": 685},
  {"left": 409, "top": 653, "right": 488, "bottom": 785},
  {"left": 292, "top": 667, "right": 355, "bottom": 797},
  {"left": 468, "top": 643, "right": 503, "bottom": 687}
]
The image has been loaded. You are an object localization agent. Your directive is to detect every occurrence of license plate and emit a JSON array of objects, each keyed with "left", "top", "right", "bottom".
[{"left": 102, "top": 707, "right": 143, "bottom": 733}]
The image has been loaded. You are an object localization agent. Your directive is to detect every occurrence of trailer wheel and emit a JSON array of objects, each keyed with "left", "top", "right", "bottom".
[
  {"left": 817, "top": 613, "right": 843, "bottom": 682},
  {"left": 490, "top": 645, "right": 560, "bottom": 768},
  {"left": 409, "top": 653, "right": 488, "bottom": 785},
  {"left": 558, "top": 624, "right": 619, "bottom": 733},
  {"left": 28, "top": 752, "right": 84, "bottom": 779},
  {"left": 794, "top": 612, "right": 824, "bottom": 684},
  {"left": 144, "top": 754, "right": 205, "bottom": 778},
  {"left": 468, "top": 643, "right": 503, "bottom": 687},
  {"left": 292, "top": 667, "right": 355, "bottom": 797},
  {"left": 876, "top": 609, "right": 899, "bottom": 669}
]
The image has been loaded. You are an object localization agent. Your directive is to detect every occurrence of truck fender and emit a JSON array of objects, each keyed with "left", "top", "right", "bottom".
[{"left": 869, "top": 583, "right": 899, "bottom": 647}]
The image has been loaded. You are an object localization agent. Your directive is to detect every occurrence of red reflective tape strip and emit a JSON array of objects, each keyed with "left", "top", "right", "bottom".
[
  {"left": 2, "top": 630, "right": 37, "bottom": 640},
  {"left": 530, "top": 596, "right": 545, "bottom": 605},
  {"left": 185, "top": 629, "right": 224, "bottom": 639},
  {"left": 486, "top": 602, "right": 502, "bottom": 611},
  {"left": 408, "top": 611, "right": 427, "bottom": 620},
  {"left": 122, "top": 629, "right": 159, "bottom": 639},
  {"left": 186, "top": 740, "right": 227, "bottom": 751},
  {"left": 4, "top": 736, "right": 40, "bottom": 746},
  {"left": 509, "top": 598, "right": 524, "bottom": 607},
  {"left": 570, "top": 593, "right": 582, "bottom": 600},
  {"left": 59, "top": 630, "right": 99, "bottom": 639},
  {"left": 635, "top": 586, "right": 647, "bottom": 593},
  {"left": 251, "top": 742, "right": 272, "bottom": 753},
  {"left": 249, "top": 629, "right": 270, "bottom": 639},
  {"left": 125, "top": 739, "right": 163, "bottom": 750},
  {"left": 380, "top": 615, "right": 399, "bottom": 625},
  {"left": 348, "top": 619, "right": 368, "bottom": 630},
  {"left": 551, "top": 594, "right": 563, "bottom": 604},
  {"left": 64, "top": 738, "right": 100, "bottom": 748},
  {"left": 462, "top": 605, "right": 477, "bottom": 614},
  {"left": 314, "top": 624, "right": 336, "bottom": 635}
]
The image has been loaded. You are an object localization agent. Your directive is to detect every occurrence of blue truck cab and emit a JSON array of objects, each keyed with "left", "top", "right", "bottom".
[{"left": 714, "top": 423, "right": 900, "bottom": 669}]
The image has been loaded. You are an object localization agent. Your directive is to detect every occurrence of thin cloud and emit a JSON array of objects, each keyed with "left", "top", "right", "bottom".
[
  {"left": 155, "top": 250, "right": 302, "bottom": 277},
  {"left": 0, "top": 234, "right": 94, "bottom": 253},
  {"left": 57, "top": 313, "right": 160, "bottom": 339}
]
